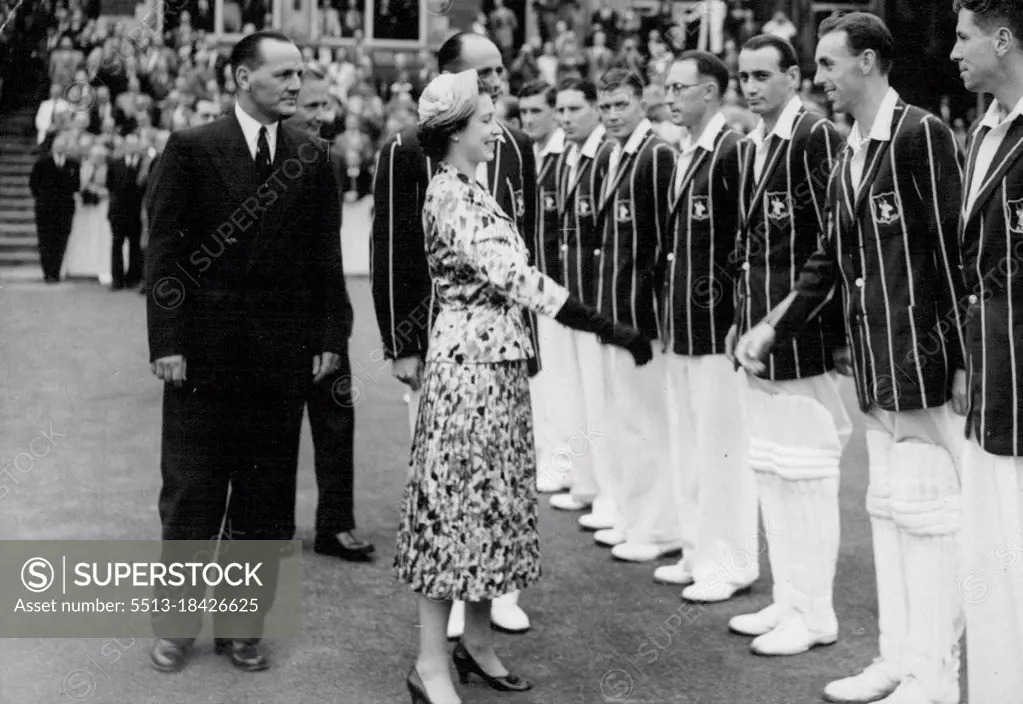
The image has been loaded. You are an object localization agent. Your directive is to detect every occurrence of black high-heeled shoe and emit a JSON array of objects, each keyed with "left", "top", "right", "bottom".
[
  {"left": 451, "top": 640, "right": 533, "bottom": 692},
  {"left": 407, "top": 668, "right": 433, "bottom": 704}
]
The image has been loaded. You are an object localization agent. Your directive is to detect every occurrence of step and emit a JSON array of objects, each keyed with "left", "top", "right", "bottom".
[
  {"left": 0, "top": 163, "right": 31, "bottom": 175},
  {"left": 0, "top": 186, "right": 32, "bottom": 198},
  {"left": 0, "top": 196, "right": 33, "bottom": 210},
  {"left": 0, "top": 223, "right": 37, "bottom": 236},
  {"left": 0, "top": 153, "right": 39, "bottom": 166},
  {"left": 0, "top": 250, "right": 41, "bottom": 264},
  {"left": 0, "top": 209, "right": 35, "bottom": 222},
  {"left": 1, "top": 140, "right": 39, "bottom": 154},
  {"left": 0, "top": 235, "right": 37, "bottom": 248},
  {"left": 0, "top": 174, "right": 29, "bottom": 186}
]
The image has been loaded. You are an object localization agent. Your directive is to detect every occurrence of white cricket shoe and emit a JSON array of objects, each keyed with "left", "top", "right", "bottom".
[
  {"left": 593, "top": 528, "right": 626, "bottom": 547},
  {"left": 578, "top": 512, "right": 615, "bottom": 531},
  {"left": 490, "top": 592, "right": 530, "bottom": 633},
  {"left": 611, "top": 542, "right": 683, "bottom": 563},
  {"left": 549, "top": 493, "right": 589, "bottom": 511},
  {"left": 823, "top": 658, "right": 901, "bottom": 703},
  {"left": 681, "top": 579, "right": 753, "bottom": 603},
  {"left": 447, "top": 600, "right": 465, "bottom": 640},
  {"left": 653, "top": 561, "right": 694, "bottom": 586},
  {"left": 729, "top": 603, "right": 782, "bottom": 637},
  {"left": 872, "top": 677, "right": 959, "bottom": 704},
  {"left": 750, "top": 614, "right": 838, "bottom": 656}
]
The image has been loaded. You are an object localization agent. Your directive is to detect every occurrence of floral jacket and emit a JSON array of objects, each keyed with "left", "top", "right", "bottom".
[{"left": 422, "top": 162, "right": 569, "bottom": 364}]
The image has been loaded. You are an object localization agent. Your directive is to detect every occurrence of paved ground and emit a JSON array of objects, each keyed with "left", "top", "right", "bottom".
[{"left": 0, "top": 276, "right": 963, "bottom": 704}]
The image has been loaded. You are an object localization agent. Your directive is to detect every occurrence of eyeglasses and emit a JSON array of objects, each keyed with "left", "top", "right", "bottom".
[{"left": 664, "top": 82, "right": 711, "bottom": 95}]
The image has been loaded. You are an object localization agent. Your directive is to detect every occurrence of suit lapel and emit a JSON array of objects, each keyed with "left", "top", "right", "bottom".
[
  {"left": 596, "top": 133, "right": 649, "bottom": 226},
  {"left": 247, "top": 126, "right": 299, "bottom": 267},
  {"left": 209, "top": 115, "right": 260, "bottom": 209},
  {"left": 853, "top": 104, "right": 905, "bottom": 217},
  {"left": 965, "top": 116, "right": 1023, "bottom": 226},
  {"left": 738, "top": 140, "right": 756, "bottom": 229},
  {"left": 667, "top": 145, "right": 711, "bottom": 229},
  {"left": 742, "top": 133, "right": 787, "bottom": 233},
  {"left": 836, "top": 145, "right": 857, "bottom": 236}
]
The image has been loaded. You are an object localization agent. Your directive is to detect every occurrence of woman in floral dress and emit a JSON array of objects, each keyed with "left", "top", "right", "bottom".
[{"left": 395, "top": 69, "right": 651, "bottom": 704}]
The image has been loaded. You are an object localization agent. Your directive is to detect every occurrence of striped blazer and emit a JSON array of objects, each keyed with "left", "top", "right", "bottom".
[
  {"left": 595, "top": 121, "right": 677, "bottom": 340},
  {"left": 369, "top": 122, "right": 537, "bottom": 361},
  {"left": 535, "top": 129, "right": 568, "bottom": 281},
  {"left": 771, "top": 100, "right": 967, "bottom": 413},
  {"left": 660, "top": 122, "right": 743, "bottom": 356},
  {"left": 960, "top": 114, "right": 1023, "bottom": 456},
  {"left": 734, "top": 105, "right": 844, "bottom": 381},
  {"left": 555, "top": 126, "right": 614, "bottom": 305}
]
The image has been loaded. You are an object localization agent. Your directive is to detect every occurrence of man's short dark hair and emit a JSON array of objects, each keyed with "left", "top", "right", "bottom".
[
  {"left": 500, "top": 95, "right": 520, "bottom": 123},
  {"left": 742, "top": 34, "right": 800, "bottom": 71},
  {"left": 228, "top": 30, "right": 294, "bottom": 77},
  {"left": 818, "top": 12, "right": 895, "bottom": 75},
  {"left": 674, "top": 50, "right": 730, "bottom": 97},
  {"left": 598, "top": 67, "right": 645, "bottom": 98},
  {"left": 517, "top": 79, "right": 555, "bottom": 106},
  {"left": 556, "top": 76, "right": 598, "bottom": 103},
  {"left": 954, "top": 0, "right": 1023, "bottom": 39},
  {"left": 436, "top": 32, "right": 466, "bottom": 73}
]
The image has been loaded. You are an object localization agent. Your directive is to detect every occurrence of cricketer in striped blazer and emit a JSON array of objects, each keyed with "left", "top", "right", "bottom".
[
  {"left": 960, "top": 104, "right": 1023, "bottom": 457},
  {"left": 595, "top": 118, "right": 677, "bottom": 340},
  {"left": 556, "top": 124, "right": 614, "bottom": 305},
  {"left": 369, "top": 121, "right": 537, "bottom": 362},
  {"left": 534, "top": 127, "right": 567, "bottom": 281},
  {"left": 734, "top": 98, "right": 845, "bottom": 380},
  {"left": 661, "top": 113, "right": 743, "bottom": 355},
  {"left": 769, "top": 93, "right": 967, "bottom": 414}
]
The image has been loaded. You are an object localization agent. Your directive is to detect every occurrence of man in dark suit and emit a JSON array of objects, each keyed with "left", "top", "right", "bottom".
[
  {"left": 371, "top": 31, "right": 536, "bottom": 639},
  {"left": 145, "top": 31, "right": 348, "bottom": 673},
  {"left": 283, "top": 61, "right": 372, "bottom": 561},
  {"left": 107, "top": 132, "right": 146, "bottom": 290},
  {"left": 29, "top": 132, "right": 79, "bottom": 283}
]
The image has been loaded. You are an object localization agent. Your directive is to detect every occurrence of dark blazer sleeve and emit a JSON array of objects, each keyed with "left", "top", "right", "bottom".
[
  {"left": 516, "top": 129, "right": 538, "bottom": 263},
  {"left": 916, "top": 115, "right": 967, "bottom": 371},
  {"left": 145, "top": 132, "right": 194, "bottom": 362},
  {"left": 313, "top": 143, "right": 351, "bottom": 350},
  {"left": 370, "top": 134, "right": 431, "bottom": 360},
  {"left": 29, "top": 159, "right": 42, "bottom": 199}
]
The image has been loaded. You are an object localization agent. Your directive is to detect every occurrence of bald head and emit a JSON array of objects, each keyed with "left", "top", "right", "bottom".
[{"left": 437, "top": 32, "right": 505, "bottom": 98}]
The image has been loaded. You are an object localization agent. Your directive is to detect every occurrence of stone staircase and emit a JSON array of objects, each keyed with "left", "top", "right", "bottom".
[{"left": 0, "top": 106, "right": 39, "bottom": 271}]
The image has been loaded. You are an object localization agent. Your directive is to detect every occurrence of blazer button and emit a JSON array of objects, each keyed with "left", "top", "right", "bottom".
[
  {"left": 666, "top": 253, "right": 675, "bottom": 262},
  {"left": 969, "top": 294, "right": 978, "bottom": 304},
  {"left": 855, "top": 277, "right": 864, "bottom": 287},
  {"left": 560, "top": 243, "right": 568, "bottom": 251},
  {"left": 741, "top": 262, "right": 750, "bottom": 271},
  {"left": 593, "top": 249, "right": 601, "bottom": 257}
]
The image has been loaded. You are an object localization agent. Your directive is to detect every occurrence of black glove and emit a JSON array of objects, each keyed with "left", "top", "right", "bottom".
[{"left": 554, "top": 295, "right": 653, "bottom": 367}]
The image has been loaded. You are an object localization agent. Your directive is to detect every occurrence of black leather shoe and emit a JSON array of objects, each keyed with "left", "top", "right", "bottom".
[
  {"left": 314, "top": 531, "right": 375, "bottom": 561},
  {"left": 150, "top": 638, "right": 191, "bottom": 672},
  {"left": 214, "top": 639, "right": 269, "bottom": 672},
  {"left": 452, "top": 640, "right": 532, "bottom": 691}
]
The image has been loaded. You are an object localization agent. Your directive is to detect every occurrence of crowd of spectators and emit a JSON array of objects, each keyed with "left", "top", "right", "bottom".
[{"left": 20, "top": 0, "right": 980, "bottom": 203}]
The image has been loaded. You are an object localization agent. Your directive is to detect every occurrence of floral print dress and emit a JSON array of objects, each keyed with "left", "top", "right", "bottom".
[{"left": 394, "top": 162, "right": 569, "bottom": 601}]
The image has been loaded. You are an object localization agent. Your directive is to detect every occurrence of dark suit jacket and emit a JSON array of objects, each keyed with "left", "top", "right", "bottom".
[
  {"left": 107, "top": 156, "right": 146, "bottom": 227},
  {"left": 661, "top": 123, "right": 743, "bottom": 356},
  {"left": 29, "top": 155, "right": 80, "bottom": 224},
  {"left": 370, "top": 122, "right": 537, "bottom": 360},
  {"left": 734, "top": 105, "right": 843, "bottom": 381},
  {"left": 775, "top": 101, "right": 966, "bottom": 413},
  {"left": 145, "top": 114, "right": 351, "bottom": 387},
  {"left": 960, "top": 112, "right": 1023, "bottom": 455}
]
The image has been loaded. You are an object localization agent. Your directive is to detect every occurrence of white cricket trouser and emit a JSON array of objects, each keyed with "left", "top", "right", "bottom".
[
  {"left": 603, "top": 345, "right": 677, "bottom": 546},
  {"left": 666, "top": 354, "right": 758, "bottom": 586},
  {"left": 745, "top": 372, "right": 851, "bottom": 631},
  {"left": 864, "top": 403, "right": 963, "bottom": 698},
  {"left": 530, "top": 315, "right": 590, "bottom": 491},
  {"left": 570, "top": 332, "right": 614, "bottom": 519},
  {"left": 961, "top": 438, "right": 1023, "bottom": 703}
]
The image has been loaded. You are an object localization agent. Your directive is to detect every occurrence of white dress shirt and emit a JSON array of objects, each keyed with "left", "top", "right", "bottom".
[
  {"left": 967, "top": 95, "right": 1023, "bottom": 215},
  {"left": 534, "top": 128, "right": 566, "bottom": 174},
  {"left": 749, "top": 96, "right": 803, "bottom": 183},
  {"left": 566, "top": 125, "right": 606, "bottom": 189},
  {"left": 847, "top": 87, "right": 899, "bottom": 197},
  {"left": 674, "top": 111, "right": 727, "bottom": 198},
  {"left": 605, "top": 119, "right": 652, "bottom": 199},
  {"left": 234, "top": 102, "right": 278, "bottom": 161}
]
